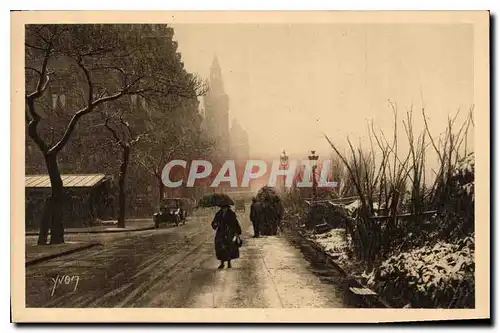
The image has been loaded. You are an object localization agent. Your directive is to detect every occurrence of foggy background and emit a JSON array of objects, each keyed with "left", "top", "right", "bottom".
[{"left": 172, "top": 23, "right": 474, "bottom": 163}]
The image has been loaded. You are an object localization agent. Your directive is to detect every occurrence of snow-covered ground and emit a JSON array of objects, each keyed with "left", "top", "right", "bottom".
[
  {"left": 306, "top": 228, "right": 351, "bottom": 265},
  {"left": 308, "top": 229, "right": 346, "bottom": 253}
]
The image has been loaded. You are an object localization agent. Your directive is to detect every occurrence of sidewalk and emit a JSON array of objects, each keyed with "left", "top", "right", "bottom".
[
  {"left": 25, "top": 241, "right": 101, "bottom": 266},
  {"left": 26, "top": 219, "right": 155, "bottom": 236},
  {"left": 25, "top": 219, "right": 154, "bottom": 266},
  {"left": 297, "top": 228, "right": 391, "bottom": 308}
]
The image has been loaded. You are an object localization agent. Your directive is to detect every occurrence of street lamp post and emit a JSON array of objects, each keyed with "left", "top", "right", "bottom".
[
  {"left": 308, "top": 150, "right": 319, "bottom": 203},
  {"left": 280, "top": 149, "right": 289, "bottom": 193}
]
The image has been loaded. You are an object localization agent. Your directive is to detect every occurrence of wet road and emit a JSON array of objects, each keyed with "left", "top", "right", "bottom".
[{"left": 26, "top": 210, "right": 354, "bottom": 308}]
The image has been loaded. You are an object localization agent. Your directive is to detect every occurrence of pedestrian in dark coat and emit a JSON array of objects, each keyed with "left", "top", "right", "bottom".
[
  {"left": 211, "top": 205, "right": 242, "bottom": 269},
  {"left": 250, "top": 198, "right": 261, "bottom": 237}
]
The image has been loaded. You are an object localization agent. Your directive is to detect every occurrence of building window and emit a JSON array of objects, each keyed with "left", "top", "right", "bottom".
[{"left": 52, "top": 94, "right": 58, "bottom": 109}]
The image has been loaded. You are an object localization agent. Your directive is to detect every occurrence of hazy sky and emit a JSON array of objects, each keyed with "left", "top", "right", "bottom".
[{"left": 171, "top": 23, "right": 474, "bottom": 160}]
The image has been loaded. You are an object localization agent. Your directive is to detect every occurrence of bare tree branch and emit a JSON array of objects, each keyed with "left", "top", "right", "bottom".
[
  {"left": 25, "top": 39, "right": 53, "bottom": 154},
  {"left": 75, "top": 55, "right": 93, "bottom": 107},
  {"left": 422, "top": 107, "right": 444, "bottom": 165},
  {"left": 104, "top": 118, "right": 124, "bottom": 147}
]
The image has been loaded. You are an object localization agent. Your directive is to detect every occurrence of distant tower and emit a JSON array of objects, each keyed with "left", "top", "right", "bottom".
[
  {"left": 230, "top": 119, "right": 250, "bottom": 162},
  {"left": 209, "top": 55, "right": 224, "bottom": 93},
  {"left": 203, "top": 55, "right": 230, "bottom": 159}
]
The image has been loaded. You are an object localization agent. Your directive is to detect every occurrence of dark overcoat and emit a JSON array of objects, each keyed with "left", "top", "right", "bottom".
[
  {"left": 250, "top": 201, "right": 261, "bottom": 223},
  {"left": 211, "top": 208, "right": 242, "bottom": 261}
]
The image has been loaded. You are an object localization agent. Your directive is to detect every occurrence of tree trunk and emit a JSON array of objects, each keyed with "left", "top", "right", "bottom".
[
  {"left": 117, "top": 146, "right": 130, "bottom": 228},
  {"left": 44, "top": 153, "right": 65, "bottom": 245},
  {"left": 157, "top": 176, "right": 165, "bottom": 204},
  {"left": 37, "top": 200, "right": 51, "bottom": 245}
]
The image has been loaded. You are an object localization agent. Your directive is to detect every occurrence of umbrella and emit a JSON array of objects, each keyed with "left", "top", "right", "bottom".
[{"left": 198, "top": 193, "right": 235, "bottom": 208}]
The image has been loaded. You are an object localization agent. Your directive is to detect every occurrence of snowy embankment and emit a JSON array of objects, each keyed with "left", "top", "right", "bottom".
[
  {"left": 305, "top": 228, "right": 359, "bottom": 273},
  {"left": 305, "top": 228, "right": 475, "bottom": 308},
  {"left": 308, "top": 229, "right": 347, "bottom": 253},
  {"left": 366, "top": 236, "right": 475, "bottom": 308}
]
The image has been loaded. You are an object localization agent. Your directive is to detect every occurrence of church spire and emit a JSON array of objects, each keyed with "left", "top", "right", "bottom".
[
  {"left": 211, "top": 54, "right": 220, "bottom": 71},
  {"left": 209, "top": 54, "right": 224, "bottom": 93}
]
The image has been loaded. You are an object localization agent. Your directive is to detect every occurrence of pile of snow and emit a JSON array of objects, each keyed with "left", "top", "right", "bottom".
[
  {"left": 308, "top": 228, "right": 347, "bottom": 254},
  {"left": 366, "top": 235, "right": 475, "bottom": 308},
  {"left": 455, "top": 153, "right": 474, "bottom": 177},
  {"left": 344, "top": 199, "right": 361, "bottom": 215},
  {"left": 454, "top": 153, "right": 475, "bottom": 201},
  {"left": 462, "top": 182, "right": 474, "bottom": 198}
]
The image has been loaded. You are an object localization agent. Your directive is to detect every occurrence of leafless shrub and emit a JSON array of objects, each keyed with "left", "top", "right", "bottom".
[{"left": 324, "top": 103, "right": 474, "bottom": 268}]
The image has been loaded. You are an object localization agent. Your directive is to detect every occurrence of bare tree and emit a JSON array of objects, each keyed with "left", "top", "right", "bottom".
[
  {"left": 100, "top": 112, "right": 149, "bottom": 228},
  {"left": 26, "top": 26, "right": 147, "bottom": 244},
  {"left": 136, "top": 123, "right": 215, "bottom": 206},
  {"left": 25, "top": 24, "right": 206, "bottom": 244}
]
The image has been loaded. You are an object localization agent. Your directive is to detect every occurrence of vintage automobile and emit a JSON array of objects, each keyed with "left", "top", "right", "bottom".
[
  {"left": 235, "top": 199, "right": 246, "bottom": 212},
  {"left": 153, "top": 198, "right": 189, "bottom": 228}
]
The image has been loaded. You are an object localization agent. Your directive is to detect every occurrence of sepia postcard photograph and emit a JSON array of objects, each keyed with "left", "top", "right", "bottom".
[{"left": 10, "top": 10, "right": 490, "bottom": 323}]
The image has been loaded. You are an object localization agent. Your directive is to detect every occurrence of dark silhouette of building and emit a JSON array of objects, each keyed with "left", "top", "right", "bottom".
[
  {"left": 200, "top": 55, "right": 252, "bottom": 192},
  {"left": 230, "top": 118, "right": 250, "bottom": 162},
  {"left": 203, "top": 55, "right": 231, "bottom": 160}
]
